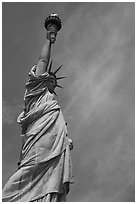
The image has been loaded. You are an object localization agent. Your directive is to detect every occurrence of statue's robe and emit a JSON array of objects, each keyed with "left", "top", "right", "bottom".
[{"left": 2, "top": 66, "right": 73, "bottom": 202}]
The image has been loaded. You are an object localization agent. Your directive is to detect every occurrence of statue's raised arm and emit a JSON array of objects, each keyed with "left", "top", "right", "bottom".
[
  {"left": 36, "top": 32, "right": 51, "bottom": 76},
  {"left": 36, "top": 13, "right": 62, "bottom": 76}
]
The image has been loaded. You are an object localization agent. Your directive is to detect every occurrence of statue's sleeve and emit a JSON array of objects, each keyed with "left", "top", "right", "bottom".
[
  {"left": 22, "top": 65, "right": 49, "bottom": 114},
  {"left": 25, "top": 65, "right": 49, "bottom": 90}
]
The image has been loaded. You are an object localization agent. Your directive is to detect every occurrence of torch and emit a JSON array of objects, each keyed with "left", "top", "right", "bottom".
[{"left": 45, "top": 14, "right": 62, "bottom": 44}]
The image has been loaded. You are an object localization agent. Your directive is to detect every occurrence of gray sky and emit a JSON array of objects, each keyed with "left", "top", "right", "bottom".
[{"left": 2, "top": 2, "right": 135, "bottom": 202}]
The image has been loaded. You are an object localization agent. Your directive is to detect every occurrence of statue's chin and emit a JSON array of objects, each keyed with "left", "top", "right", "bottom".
[{"left": 48, "top": 88, "right": 54, "bottom": 94}]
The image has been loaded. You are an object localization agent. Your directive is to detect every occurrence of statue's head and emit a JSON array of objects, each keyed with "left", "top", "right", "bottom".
[
  {"left": 46, "top": 73, "right": 57, "bottom": 93},
  {"left": 47, "top": 60, "right": 66, "bottom": 95}
]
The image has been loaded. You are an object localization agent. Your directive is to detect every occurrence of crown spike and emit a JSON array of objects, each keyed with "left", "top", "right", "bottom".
[
  {"left": 56, "top": 76, "right": 66, "bottom": 80},
  {"left": 54, "top": 65, "right": 63, "bottom": 74},
  {"left": 56, "top": 84, "right": 63, "bottom": 89},
  {"left": 48, "top": 60, "right": 53, "bottom": 73},
  {"left": 53, "top": 90, "right": 57, "bottom": 96}
]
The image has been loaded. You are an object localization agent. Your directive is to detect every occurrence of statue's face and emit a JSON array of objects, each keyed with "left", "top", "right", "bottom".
[{"left": 47, "top": 76, "right": 57, "bottom": 93}]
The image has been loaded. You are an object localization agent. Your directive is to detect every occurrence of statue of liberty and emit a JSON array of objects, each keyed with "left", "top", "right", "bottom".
[{"left": 2, "top": 14, "right": 73, "bottom": 202}]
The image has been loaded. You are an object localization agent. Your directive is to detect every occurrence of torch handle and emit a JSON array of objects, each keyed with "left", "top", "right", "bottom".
[{"left": 47, "top": 25, "right": 58, "bottom": 44}]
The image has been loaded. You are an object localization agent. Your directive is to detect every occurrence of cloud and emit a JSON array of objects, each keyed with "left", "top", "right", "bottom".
[
  {"left": 58, "top": 3, "right": 135, "bottom": 202},
  {"left": 2, "top": 101, "right": 22, "bottom": 124}
]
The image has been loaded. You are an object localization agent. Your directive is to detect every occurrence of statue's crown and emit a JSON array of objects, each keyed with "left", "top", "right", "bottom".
[{"left": 47, "top": 60, "right": 66, "bottom": 95}]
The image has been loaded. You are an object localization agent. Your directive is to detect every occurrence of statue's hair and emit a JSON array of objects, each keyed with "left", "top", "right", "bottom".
[{"left": 48, "top": 72, "right": 57, "bottom": 79}]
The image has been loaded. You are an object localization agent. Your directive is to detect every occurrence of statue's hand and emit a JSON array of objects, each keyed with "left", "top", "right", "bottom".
[
  {"left": 68, "top": 138, "right": 73, "bottom": 150},
  {"left": 47, "top": 29, "right": 57, "bottom": 44}
]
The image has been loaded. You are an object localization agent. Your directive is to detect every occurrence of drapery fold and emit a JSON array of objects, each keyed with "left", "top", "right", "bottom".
[{"left": 2, "top": 66, "right": 73, "bottom": 202}]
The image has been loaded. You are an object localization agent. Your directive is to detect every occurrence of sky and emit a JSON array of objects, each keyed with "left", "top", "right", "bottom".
[{"left": 2, "top": 2, "right": 135, "bottom": 202}]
